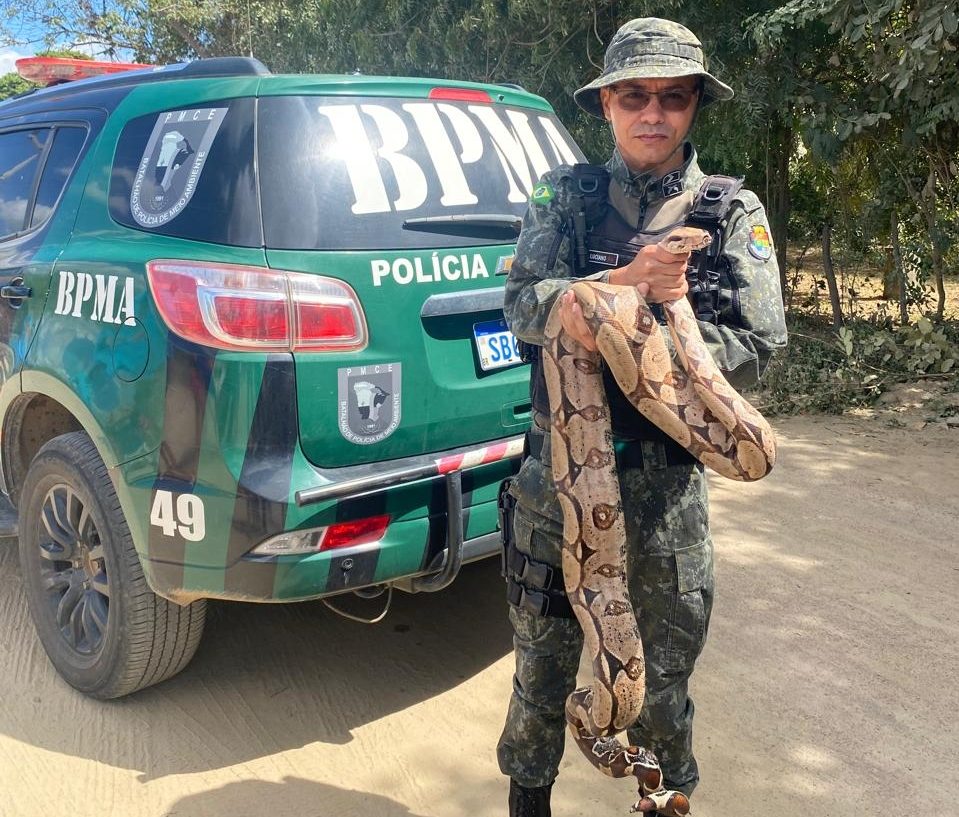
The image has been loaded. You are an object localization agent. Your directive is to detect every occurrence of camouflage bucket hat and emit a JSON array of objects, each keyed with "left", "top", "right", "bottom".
[{"left": 574, "top": 18, "right": 734, "bottom": 119}]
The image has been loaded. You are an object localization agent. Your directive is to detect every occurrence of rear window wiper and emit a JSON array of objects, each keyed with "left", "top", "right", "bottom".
[{"left": 401, "top": 214, "right": 522, "bottom": 241}]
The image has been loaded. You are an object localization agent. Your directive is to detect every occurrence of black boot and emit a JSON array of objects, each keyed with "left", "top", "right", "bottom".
[{"left": 509, "top": 779, "right": 552, "bottom": 817}]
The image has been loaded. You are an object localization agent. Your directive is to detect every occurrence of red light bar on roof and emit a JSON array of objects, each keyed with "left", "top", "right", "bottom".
[
  {"left": 15, "top": 56, "right": 155, "bottom": 86},
  {"left": 428, "top": 86, "right": 493, "bottom": 104}
]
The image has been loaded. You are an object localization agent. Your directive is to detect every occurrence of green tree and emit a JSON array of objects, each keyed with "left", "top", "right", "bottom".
[
  {"left": 750, "top": 0, "right": 959, "bottom": 321},
  {"left": 0, "top": 71, "right": 31, "bottom": 100}
]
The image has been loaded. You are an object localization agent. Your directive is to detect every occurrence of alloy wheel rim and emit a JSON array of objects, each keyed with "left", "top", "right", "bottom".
[{"left": 36, "top": 483, "right": 110, "bottom": 656}]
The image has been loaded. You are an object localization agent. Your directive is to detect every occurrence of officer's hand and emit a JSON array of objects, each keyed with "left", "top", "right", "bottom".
[
  {"left": 558, "top": 290, "right": 598, "bottom": 352},
  {"left": 608, "top": 244, "right": 690, "bottom": 303}
]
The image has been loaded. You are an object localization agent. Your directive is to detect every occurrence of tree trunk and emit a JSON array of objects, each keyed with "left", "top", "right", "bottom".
[
  {"left": 881, "top": 243, "right": 899, "bottom": 301},
  {"left": 821, "top": 222, "right": 843, "bottom": 328},
  {"left": 890, "top": 209, "right": 909, "bottom": 325},
  {"left": 765, "top": 117, "right": 792, "bottom": 301},
  {"left": 162, "top": 18, "right": 213, "bottom": 58},
  {"left": 920, "top": 162, "right": 946, "bottom": 320},
  {"left": 931, "top": 238, "right": 946, "bottom": 321}
]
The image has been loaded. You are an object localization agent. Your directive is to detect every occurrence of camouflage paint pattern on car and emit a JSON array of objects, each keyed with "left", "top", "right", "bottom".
[{"left": 4, "top": 69, "right": 583, "bottom": 603}]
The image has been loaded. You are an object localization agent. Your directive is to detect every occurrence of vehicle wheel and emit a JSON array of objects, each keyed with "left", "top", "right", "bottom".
[{"left": 18, "top": 431, "right": 206, "bottom": 698}]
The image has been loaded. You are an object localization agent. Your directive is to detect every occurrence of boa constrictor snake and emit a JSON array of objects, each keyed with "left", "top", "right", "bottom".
[{"left": 542, "top": 227, "right": 777, "bottom": 815}]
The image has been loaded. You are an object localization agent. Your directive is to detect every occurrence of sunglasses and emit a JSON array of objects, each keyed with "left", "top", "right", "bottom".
[{"left": 607, "top": 85, "right": 700, "bottom": 112}]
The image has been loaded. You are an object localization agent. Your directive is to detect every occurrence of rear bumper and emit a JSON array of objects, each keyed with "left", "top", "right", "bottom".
[
  {"left": 296, "top": 436, "right": 524, "bottom": 506},
  {"left": 148, "top": 529, "right": 505, "bottom": 605},
  {"left": 137, "top": 435, "right": 525, "bottom": 604}
]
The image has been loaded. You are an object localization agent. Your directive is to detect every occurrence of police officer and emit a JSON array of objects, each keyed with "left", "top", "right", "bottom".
[{"left": 498, "top": 17, "right": 788, "bottom": 817}]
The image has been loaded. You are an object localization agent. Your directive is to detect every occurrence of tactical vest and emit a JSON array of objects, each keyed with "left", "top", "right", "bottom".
[{"left": 526, "top": 164, "right": 743, "bottom": 441}]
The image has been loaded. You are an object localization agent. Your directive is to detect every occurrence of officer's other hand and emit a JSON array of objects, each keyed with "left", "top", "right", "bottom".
[
  {"left": 609, "top": 244, "right": 689, "bottom": 303},
  {"left": 558, "top": 291, "right": 598, "bottom": 352}
]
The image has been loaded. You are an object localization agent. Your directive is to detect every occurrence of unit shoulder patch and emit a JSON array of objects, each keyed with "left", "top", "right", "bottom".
[{"left": 747, "top": 224, "right": 773, "bottom": 260}]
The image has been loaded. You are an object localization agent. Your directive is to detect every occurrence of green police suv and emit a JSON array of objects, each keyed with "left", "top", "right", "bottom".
[{"left": 0, "top": 56, "right": 582, "bottom": 697}]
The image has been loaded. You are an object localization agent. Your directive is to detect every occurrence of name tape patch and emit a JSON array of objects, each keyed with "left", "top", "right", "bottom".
[{"left": 588, "top": 250, "right": 619, "bottom": 267}]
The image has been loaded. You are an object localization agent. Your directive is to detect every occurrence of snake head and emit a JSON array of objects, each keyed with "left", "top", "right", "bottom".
[{"left": 661, "top": 228, "right": 712, "bottom": 254}]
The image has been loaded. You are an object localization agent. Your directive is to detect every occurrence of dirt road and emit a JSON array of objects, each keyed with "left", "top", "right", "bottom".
[{"left": 1, "top": 415, "right": 956, "bottom": 817}]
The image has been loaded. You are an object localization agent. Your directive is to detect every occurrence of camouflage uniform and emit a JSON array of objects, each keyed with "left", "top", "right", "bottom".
[{"left": 496, "top": 19, "right": 788, "bottom": 800}]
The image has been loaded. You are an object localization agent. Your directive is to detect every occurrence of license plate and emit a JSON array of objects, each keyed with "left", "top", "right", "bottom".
[{"left": 473, "top": 319, "right": 522, "bottom": 371}]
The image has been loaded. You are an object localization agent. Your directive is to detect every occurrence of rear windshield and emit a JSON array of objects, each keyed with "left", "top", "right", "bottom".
[
  {"left": 109, "top": 98, "right": 261, "bottom": 247},
  {"left": 258, "top": 95, "right": 583, "bottom": 251}
]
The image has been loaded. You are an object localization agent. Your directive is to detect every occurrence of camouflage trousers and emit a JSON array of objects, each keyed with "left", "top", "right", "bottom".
[{"left": 497, "top": 422, "right": 714, "bottom": 795}]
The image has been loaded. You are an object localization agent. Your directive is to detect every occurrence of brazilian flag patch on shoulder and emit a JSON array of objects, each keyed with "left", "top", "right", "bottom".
[{"left": 530, "top": 182, "right": 555, "bottom": 206}]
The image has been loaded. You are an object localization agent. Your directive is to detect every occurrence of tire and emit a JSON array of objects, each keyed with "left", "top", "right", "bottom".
[{"left": 18, "top": 431, "right": 206, "bottom": 699}]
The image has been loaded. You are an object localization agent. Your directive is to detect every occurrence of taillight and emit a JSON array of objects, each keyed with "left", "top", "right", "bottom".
[
  {"left": 249, "top": 515, "right": 391, "bottom": 556},
  {"left": 147, "top": 261, "right": 367, "bottom": 352},
  {"left": 319, "top": 515, "right": 391, "bottom": 551}
]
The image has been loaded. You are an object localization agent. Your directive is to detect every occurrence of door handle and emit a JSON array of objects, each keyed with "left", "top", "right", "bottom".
[{"left": 1, "top": 284, "right": 32, "bottom": 299}]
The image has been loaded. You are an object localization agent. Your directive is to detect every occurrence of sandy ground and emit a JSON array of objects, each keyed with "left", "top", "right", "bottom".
[{"left": 1, "top": 414, "right": 957, "bottom": 817}]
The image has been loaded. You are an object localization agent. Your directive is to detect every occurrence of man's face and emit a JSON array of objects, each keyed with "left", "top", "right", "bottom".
[{"left": 599, "top": 77, "right": 700, "bottom": 174}]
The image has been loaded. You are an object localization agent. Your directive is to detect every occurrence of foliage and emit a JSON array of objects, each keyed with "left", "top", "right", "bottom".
[
  {"left": 753, "top": 314, "right": 959, "bottom": 415},
  {"left": 0, "top": 71, "right": 31, "bottom": 100},
  {"left": 749, "top": 316, "right": 854, "bottom": 414},
  {"left": 749, "top": 0, "right": 959, "bottom": 316}
]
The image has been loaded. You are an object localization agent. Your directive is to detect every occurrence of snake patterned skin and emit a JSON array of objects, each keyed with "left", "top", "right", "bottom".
[{"left": 542, "top": 227, "right": 777, "bottom": 815}]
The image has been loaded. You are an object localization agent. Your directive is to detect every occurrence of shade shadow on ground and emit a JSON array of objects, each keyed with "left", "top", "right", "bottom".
[
  {"left": 160, "top": 777, "right": 429, "bottom": 817},
  {"left": 0, "top": 546, "right": 512, "bottom": 779}
]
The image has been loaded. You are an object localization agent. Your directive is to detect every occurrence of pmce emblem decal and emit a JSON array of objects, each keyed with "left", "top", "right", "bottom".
[
  {"left": 338, "top": 363, "right": 402, "bottom": 444},
  {"left": 130, "top": 107, "right": 227, "bottom": 228}
]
